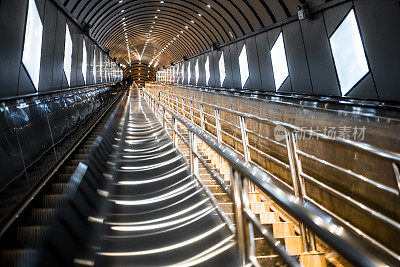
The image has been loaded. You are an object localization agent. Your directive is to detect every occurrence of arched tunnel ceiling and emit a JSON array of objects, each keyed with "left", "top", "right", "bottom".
[{"left": 57, "top": 0, "right": 325, "bottom": 68}]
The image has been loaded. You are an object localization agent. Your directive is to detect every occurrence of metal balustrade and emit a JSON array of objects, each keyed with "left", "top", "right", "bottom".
[
  {"left": 142, "top": 88, "right": 399, "bottom": 266},
  {"left": 152, "top": 90, "right": 400, "bottom": 260}
]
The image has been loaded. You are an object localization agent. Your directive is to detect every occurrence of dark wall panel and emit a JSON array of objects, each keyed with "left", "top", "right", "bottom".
[
  {"left": 347, "top": 73, "right": 378, "bottom": 99},
  {"left": 39, "top": 0, "right": 57, "bottom": 91},
  {"left": 246, "top": 36, "right": 262, "bottom": 90},
  {"left": 300, "top": 13, "right": 340, "bottom": 96},
  {"left": 232, "top": 42, "right": 243, "bottom": 89},
  {"left": 0, "top": 0, "right": 27, "bottom": 97},
  {"left": 354, "top": 0, "right": 400, "bottom": 101},
  {"left": 283, "top": 21, "right": 313, "bottom": 94},
  {"left": 52, "top": 9, "right": 66, "bottom": 90},
  {"left": 255, "top": 32, "right": 275, "bottom": 92},
  {"left": 222, "top": 46, "right": 233, "bottom": 88},
  {"left": 323, "top": 2, "right": 352, "bottom": 36},
  {"left": 18, "top": 66, "right": 36, "bottom": 95}
]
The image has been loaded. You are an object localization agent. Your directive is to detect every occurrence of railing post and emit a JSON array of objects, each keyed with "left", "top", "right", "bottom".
[
  {"left": 286, "top": 130, "right": 316, "bottom": 252},
  {"left": 181, "top": 98, "right": 185, "bottom": 117},
  {"left": 200, "top": 104, "right": 205, "bottom": 130},
  {"left": 239, "top": 116, "right": 255, "bottom": 192},
  {"left": 231, "top": 167, "right": 254, "bottom": 265},
  {"left": 214, "top": 109, "right": 222, "bottom": 143},
  {"left": 163, "top": 108, "right": 167, "bottom": 131},
  {"left": 239, "top": 116, "right": 251, "bottom": 162},
  {"left": 189, "top": 101, "right": 194, "bottom": 122},
  {"left": 189, "top": 131, "right": 199, "bottom": 177},
  {"left": 172, "top": 117, "right": 178, "bottom": 147}
]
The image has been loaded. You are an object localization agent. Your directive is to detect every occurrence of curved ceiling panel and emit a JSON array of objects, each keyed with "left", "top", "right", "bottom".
[{"left": 56, "top": 0, "right": 325, "bottom": 69}]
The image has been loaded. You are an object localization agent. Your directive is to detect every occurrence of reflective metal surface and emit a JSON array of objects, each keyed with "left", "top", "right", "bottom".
[{"left": 0, "top": 84, "right": 120, "bottom": 227}]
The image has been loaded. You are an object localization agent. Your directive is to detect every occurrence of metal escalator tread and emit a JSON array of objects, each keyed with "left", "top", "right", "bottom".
[
  {"left": 0, "top": 249, "right": 39, "bottom": 267},
  {"left": 16, "top": 226, "right": 49, "bottom": 247},
  {"left": 29, "top": 208, "right": 56, "bottom": 225},
  {"left": 95, "top": 93, "right": 240, "bottom": 266}
]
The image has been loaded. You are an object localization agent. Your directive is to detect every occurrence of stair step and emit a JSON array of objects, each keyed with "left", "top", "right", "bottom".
[
  {"left": 0, "top": 249, "right": 39, "bottom": 267},
  {"left": 50, "top": 183, "right": 69, "bottom": 194},
  {"left": 213, "top": 193, "right": 231, "bottom": 202},
  {"left": 16, "top": 226, "right": 49, "bottom": 247},
  {"left": 29, "top": 208, "right": 57, "bottom": 225},
  {"left": 41, "top": 194, "right": 66, "bottom": 208}
]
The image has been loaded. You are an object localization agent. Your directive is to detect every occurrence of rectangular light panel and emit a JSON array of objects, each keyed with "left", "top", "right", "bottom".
[{"left": 22, "top": 0, "right": 43, "bottom": 90}]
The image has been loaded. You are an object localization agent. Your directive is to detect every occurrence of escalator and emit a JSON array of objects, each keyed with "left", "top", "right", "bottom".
[{"left": 0, "top": 88, "right": 126, "bottom": 267}]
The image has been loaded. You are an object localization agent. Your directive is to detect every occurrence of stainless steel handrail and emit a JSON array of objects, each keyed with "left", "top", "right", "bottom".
[{"left": 143, "top": 89, "right": 397, "bottom": 266}]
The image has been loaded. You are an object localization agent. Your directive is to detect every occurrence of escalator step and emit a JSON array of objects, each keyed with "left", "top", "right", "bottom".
[
  {"left": 16, "top": 226, "right": 49, "bottom": 247},
  {"left": 74, "top": 154, "right": 85, "bottom": 160},
  {"left": 50, "top": 183, "right": 73, "bottom": 194},
  {"left": 41, "top": 194, "right": 66, "bottom": 208},
  {"left": 64, "top": 166, "right": 77, "bottom": 173},
  {"left": 29, "top": 208, "right": 56, "bottom": 225},
  {"left": 54, "top": 174, "right": 71, "bottom": 183},
  {"left": 0, "top": 249, "right": 39, "bottom": 267}
]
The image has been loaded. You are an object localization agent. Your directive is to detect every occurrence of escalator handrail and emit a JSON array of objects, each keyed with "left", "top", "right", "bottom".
[{"left": 0, "top": 82, "right": 120, "bottom": 103}]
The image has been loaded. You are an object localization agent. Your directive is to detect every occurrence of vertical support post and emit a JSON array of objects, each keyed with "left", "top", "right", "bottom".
[
  {"left": 172, "top": 117, "right": 178, "bottom": 147},
  {"left": 231, "top": 168, "right": 254, "bottom": 265},
  {"left": 239, "top": 116, "right": 250, "bottom": 162},
  {"left": 189, "top": 101, "right": 194, "bottom": 122},
  {"left": 189, "top": 131, "right": 199, "bottom": 177},
  {"left": 200, "top": 104, "right": 205, "bottom": 130},
  {"left": 286, "top": 130, "right": 316, "bottom": 252},
  {"left": 214, "top": 109, "right": 222, "bottom": 143},
  {"left": 162, "top": 108, "right": 167, "bottom": 131},
  {"left": 181, "top": 99, "right": 185, "bottom": 117},
  {"left": 239, "top": 116, "right": 254, "bottom": 192}
]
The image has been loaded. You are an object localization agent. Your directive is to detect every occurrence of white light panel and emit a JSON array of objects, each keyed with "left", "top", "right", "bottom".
[
  {"left": 82, "top": 40, "right": 87, "bottom": 83},
  {"left": 195, "top": 59, "right": 199, "bottom": 85},
  {"left": 181, "top": 64, "right": 184, "bottom": 83},
  {"left": 219, "top": 52, "right": 226, "bottom": 87},
  {"left": 64, "top": 24, "right": 73, "bottom": 85},
  {"left": 93, "top": 50, "right": 96, "bottom": 83},
  {"left": 238, "top": 44, "right": 250, "bottom": 88},
  {"left": 205, "top": 56, "right": 210, "bottom": 85},
  {"left": 187, "top": 62, "right": 191, "bottom": 84},
  {"left": 22, "top": 0, "right": 43, "bottom": 90},
  {"left": 270, "top": 32, "right": 289, "bottom": 90},
  {"left": 330, "top": 9, "right": 369, "bottom": 95}
]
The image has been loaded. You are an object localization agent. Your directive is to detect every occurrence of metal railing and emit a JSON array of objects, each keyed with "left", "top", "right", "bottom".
[
  {"left": 153, "top": 90, "right": 400, "bottom": 260},
  {"left": 143, "top": 89, "right": 397, "bottom": 266}
]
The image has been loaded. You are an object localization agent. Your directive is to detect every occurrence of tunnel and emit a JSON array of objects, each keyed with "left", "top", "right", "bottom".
[{"left": 0, "top": 0, "right": 400, "bottom": 266}]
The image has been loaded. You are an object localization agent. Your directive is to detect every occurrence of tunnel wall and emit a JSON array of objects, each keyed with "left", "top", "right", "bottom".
[
  {"left": 0, "top": 0, "right": 122, "bottom": 98},
  {"left": 167, "top": 0, "right": 400, "bottom": 102}
]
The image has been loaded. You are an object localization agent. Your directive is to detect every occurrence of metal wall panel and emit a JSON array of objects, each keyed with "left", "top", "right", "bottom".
[
  {"left": 245, "top": 36, "right": 262, "bottom": 90},
  {"left": 255, "top": 32, "right": 275, "bottom": 92},
  {"left": 282, "top": 21, "right": 313, "bottom": 94},
  {"left": 222, "top": 46, "right": 233, "bottom": 88},
  {"left": 0, "top": 0, "right": 27, "bottom": 97},
  {"left": 354, "top": 0, "right": 400, "bottom": 101},
  {"left": 39, "top": 0, "right": 57, "bottom": 91},
  {"left": 232, "top": 41, "right": 243, "bottom": 89},
  {"left": 300, "top": 13, "right": 340, "bottom": 96}
]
